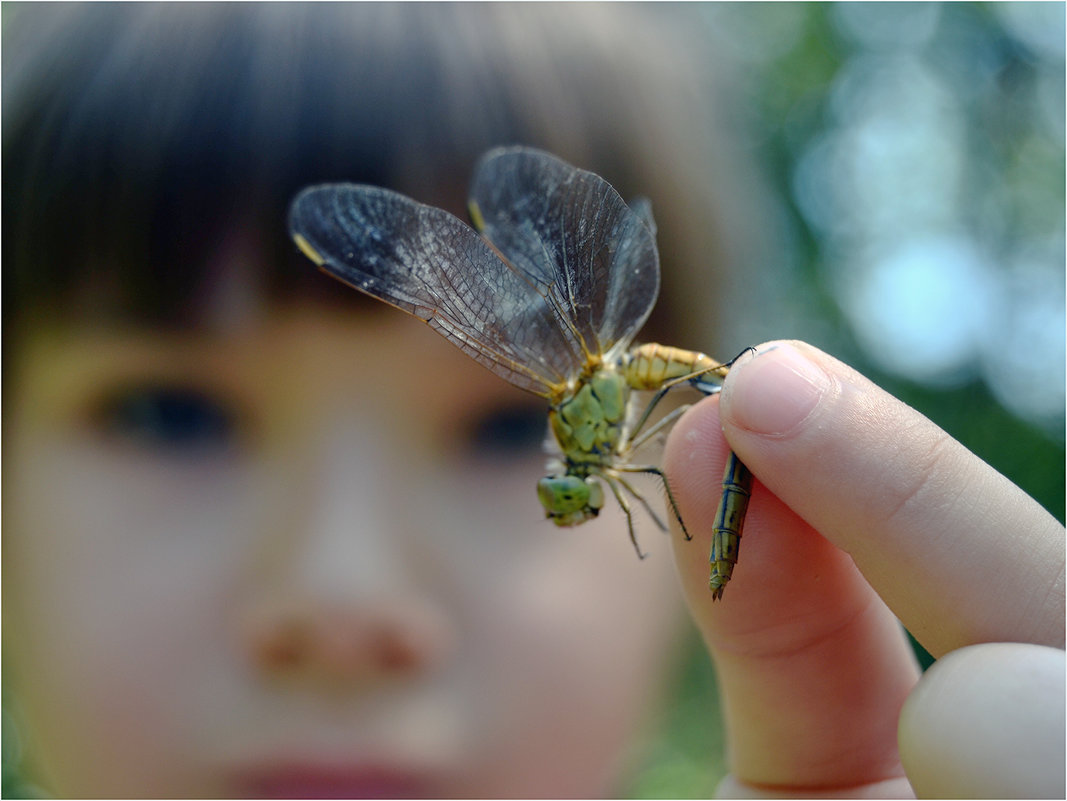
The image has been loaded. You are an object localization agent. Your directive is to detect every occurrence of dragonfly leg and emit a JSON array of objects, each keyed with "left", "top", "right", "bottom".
[
  {"left": 627, "top": 402, "right": 691, "bottom": 453},
  {"left": 729, "top": 345, "right": 759, "bottom": 365},
  {"left": 599, "top": 473, "right": 648, "bottom": 559},
  {"left": 690, "top": 346, "right": 757, "bottom": 395},
  {"left": 617, "top": 464, "right": 691, "bottom": 542},
  {"left": 629, "top": 360, "right": 730, "bottom": 440},
  {"left": 628, "top": 384, "right": 678, "bottom": 443},
  {"left": 611, "top": 471, "right": 669, "bottom": 533},
  {"left": 629, "top": 347, "right": 757, "bottom": 446}
]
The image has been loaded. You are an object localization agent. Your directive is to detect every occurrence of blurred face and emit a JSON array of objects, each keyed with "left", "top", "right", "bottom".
[{"left": 4, "top": 271, "right": 684, "bottom": 797}]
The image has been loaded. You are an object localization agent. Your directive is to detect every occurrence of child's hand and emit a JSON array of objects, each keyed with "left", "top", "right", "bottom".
[{"left": 664, "top": 340, "right": 1065, "bottom": 798}]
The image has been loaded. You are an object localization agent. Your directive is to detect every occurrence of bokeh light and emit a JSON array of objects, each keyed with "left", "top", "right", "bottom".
[{"left": 706, "top": 1, "right": 1064, "bottom": 439}]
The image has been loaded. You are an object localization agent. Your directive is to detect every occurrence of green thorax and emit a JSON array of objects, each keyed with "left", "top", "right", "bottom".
[{"left": 548, "top": 366, "right": 631, "bottom": 468}]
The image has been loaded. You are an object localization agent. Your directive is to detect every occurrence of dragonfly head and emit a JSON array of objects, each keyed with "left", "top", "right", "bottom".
[{"left": 537, "top": 475, "right": 605, "bottom": 527}]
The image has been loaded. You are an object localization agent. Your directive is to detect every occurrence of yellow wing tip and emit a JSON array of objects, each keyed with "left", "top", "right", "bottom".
[
  {"left": 468, "top": 200, "right": 486, "bottom": 232},
  {"left": 292, "top": 233, "right": 327, "bottom": 267}
]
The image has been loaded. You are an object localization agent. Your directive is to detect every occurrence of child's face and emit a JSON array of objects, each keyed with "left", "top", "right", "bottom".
[{"left": 4, "top": 262, "right": 684, "bottom": 796}]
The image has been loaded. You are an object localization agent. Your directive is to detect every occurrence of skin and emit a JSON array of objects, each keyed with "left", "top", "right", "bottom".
[
  {"left": 663, "top": 340, "right": 1065, "bottom": 798},
  {"left": 6, "top": 300, "right": 1061, "bottom": 797},
  {"left": 3, "top": 297, "right": 685, "bottom": 798}
]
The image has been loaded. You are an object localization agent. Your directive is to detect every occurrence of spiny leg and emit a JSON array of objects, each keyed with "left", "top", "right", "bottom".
[
  {"left": 623, "top": 363, "right": 733, "bottom": 543},
  {"left": 687, "top": 345, "right": 755, "bottom": 396},
  {"left": 627, "top": 345, "right": 757, "bottom": 597},
  {"left": 628, "top": 401, "right": 691, "bottom": 453},
  {"left": 599, "top": 472, "right": 648, "bottom": 559},
  {"left": 610, "top": 471, "right": 669, "bottom": 533},
  {"left": 628, "top": 384, "right": 677, "bottom": 443},
  {"left": 729, "top": 345, "right": 758, "bottom": 366},
  {"left": 629, "top": 362, "right": 729, "bottom": 440},
  {"left": 617, "top": 464, "right": 691, "bottom": 542}
]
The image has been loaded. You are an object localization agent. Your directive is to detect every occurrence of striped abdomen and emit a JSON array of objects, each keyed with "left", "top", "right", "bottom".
[{"left": 623, "top": 342, "right": 727, "bottom": 391}]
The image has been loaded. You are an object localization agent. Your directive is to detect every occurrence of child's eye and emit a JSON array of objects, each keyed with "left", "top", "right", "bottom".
[
  {"left": 464, "top": 402, "right": 547, "bottom": 459},
  {"left": 91, "top": 383, "right": 240, "bottom": 455}
]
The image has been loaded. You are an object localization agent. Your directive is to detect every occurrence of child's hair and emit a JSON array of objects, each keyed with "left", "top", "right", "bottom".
[{"left": 3, "top": 4, "right": 738, "bottom": 343}]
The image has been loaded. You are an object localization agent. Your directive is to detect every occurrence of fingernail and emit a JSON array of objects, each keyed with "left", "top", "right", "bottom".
[{"left": 722, "top": 343, "right": 830, "bottom": 435}]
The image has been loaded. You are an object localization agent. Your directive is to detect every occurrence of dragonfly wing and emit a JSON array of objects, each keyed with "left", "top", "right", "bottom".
[
  {"left": 289, "top": 184, "right": 577, "bottom": 396},
  {"left": 468, "top": 147, "right": 660, "bottom": 359},
  {"left": 627, "top": 196, "right": 657, "bottom": 238}
]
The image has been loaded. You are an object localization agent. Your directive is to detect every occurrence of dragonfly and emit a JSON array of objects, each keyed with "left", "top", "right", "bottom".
[{"left": 288, "top": 146, "right": 752, "bottom": 599}]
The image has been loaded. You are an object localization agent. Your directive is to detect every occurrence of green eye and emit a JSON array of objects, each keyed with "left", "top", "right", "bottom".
[{"left": 537, "top": 475, "right": 604, "bottom": 526}]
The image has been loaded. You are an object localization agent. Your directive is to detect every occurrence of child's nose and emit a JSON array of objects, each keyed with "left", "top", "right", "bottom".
[
  {"left": 240, "top": 418, "right": 455, "bottom": 683},
  {"left": 242, "top": 596, "right": 453, "bottom": 683}
]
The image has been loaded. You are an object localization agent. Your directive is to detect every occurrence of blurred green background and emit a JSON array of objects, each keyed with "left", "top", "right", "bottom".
[
  {"left": 4, "top": 3, "right": 1063, "bottom": 798},
  {"left": 626, "top": 3, "right": 1064, "bottom": 797}
]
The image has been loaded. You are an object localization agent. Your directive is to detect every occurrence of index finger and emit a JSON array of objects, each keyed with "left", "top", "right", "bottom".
[{"left": 718, "top": 341, "right": 1064, "bottom": 657}]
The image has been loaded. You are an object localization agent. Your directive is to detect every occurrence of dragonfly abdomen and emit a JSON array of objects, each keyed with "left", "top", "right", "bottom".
[{"left": 624, "top": 343, "right": 725, "bottom": 390}]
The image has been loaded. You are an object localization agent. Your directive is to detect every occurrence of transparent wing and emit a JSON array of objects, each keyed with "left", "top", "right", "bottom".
[
  {"left": 468, "top": 147, "right": 660, "bottom": 361},
  {"left": 289, "top": 184, "right": 579, "bottom": 396}
]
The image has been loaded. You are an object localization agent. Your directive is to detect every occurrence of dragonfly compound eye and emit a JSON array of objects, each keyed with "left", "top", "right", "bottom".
[{"left": 537, "top": 475, "right": 604, "bottom": 527}]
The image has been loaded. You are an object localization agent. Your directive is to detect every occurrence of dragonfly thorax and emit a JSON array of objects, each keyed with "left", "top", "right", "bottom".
[
  {"left": 548, "top": 366, "right": 631, "bottom": 466},
  {"left": 538, "top": 365, "right": 632, "bottom": 527},
  {"left": 537, "top": 362, "right": 627, "bottom": 526}
]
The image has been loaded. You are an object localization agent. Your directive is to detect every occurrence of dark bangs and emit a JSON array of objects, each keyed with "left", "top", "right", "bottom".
[
  {"left": 3, "top": 3, "right": 728, "bottom": 343},
  {"left": 3, "top": 5, "right": 484, "bottom": 327}
]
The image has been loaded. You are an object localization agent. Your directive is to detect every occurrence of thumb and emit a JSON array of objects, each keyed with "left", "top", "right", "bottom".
[
  {"left": 898, "top": 642, "right": 1065, "bottom": 799},
  {"left": 716, "top": 340, "right": 1063, "bottom": 656}
]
